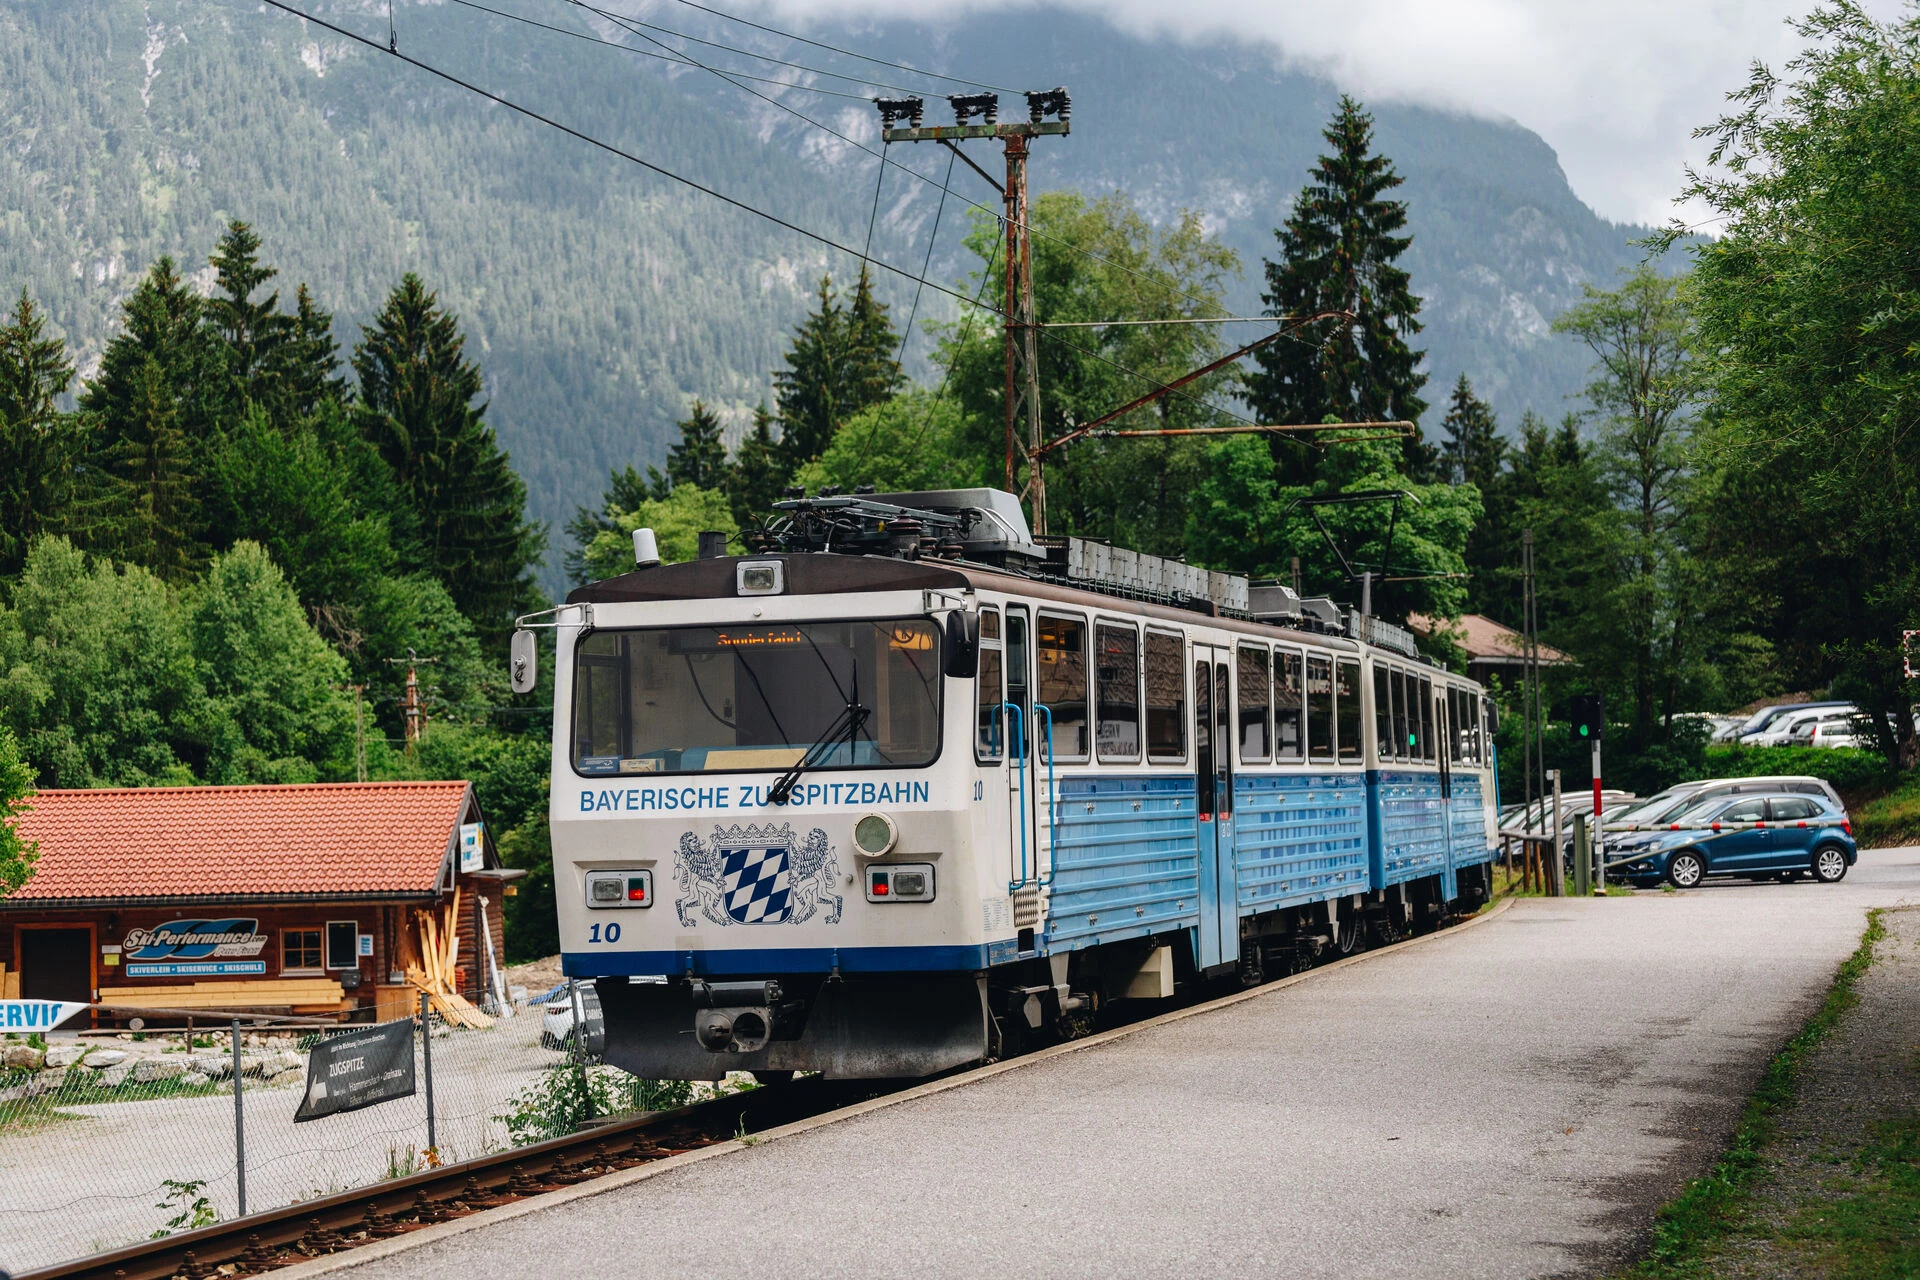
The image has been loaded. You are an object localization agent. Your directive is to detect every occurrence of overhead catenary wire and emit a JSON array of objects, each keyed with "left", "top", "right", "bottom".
[
  {"left": 443, "top": 0, "right": 882, "bottom": 98},
  {"left": 895, "top": 146, "right": 957, "bottom": 366},
  {"left": 247, "top": 0, "right": 1000, "bottom": 318},
  {"left": 660, "top": 0, "right": 1015, "bottom": 92}
]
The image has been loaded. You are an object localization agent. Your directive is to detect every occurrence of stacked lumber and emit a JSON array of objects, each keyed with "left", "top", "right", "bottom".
[
  {"left": 97, "top": 978, "right": 345, "bottom": 1010},
  {"left": 406, "top": 886, "right": 493, "bottom": 1029},
  {"left": 0, "top": 963, "right": 17, "bottom": 999}
]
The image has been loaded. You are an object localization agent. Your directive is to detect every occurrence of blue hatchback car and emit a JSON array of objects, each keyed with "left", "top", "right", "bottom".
[{"left": 1608, "top": 792, "right": 1858, "bottom": 888}]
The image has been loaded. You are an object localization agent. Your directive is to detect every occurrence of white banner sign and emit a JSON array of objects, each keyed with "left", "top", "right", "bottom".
[{"left": 0, "top": 1000, "right": 88, "bottom": 1031}]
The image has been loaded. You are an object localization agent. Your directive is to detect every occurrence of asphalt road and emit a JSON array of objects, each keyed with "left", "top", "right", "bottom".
[{"left": 314, "top": 848, "right": 1920, "bottom": 1280}]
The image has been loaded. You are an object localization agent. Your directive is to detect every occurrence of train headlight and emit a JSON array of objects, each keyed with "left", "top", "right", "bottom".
[
  {"left": 586, "top": 869, "right": 652, "bottom": 908},
  {"left": 736, "top": 561, "right": 785, "bottom": 595},
  {"left": 852, "top": 812, "right": 898, "bottom": 857}
]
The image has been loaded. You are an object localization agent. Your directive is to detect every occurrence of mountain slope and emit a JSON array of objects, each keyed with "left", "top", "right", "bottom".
[{"left": 0, "top": 0, "right": 1651, "bottom": 592}]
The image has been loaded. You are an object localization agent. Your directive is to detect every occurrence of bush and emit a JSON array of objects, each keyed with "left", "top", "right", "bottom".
[
  {"left": 1700, "top": 744, "right": 1894, "bottom": 796},
  {"left": 495, "top": 1064, "right": 694, "bottom": 1145}
]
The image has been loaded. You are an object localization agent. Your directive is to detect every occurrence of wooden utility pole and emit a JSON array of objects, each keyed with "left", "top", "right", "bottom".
[{"left": 879, "top": 89, "right": 1069, "bottom": 532}]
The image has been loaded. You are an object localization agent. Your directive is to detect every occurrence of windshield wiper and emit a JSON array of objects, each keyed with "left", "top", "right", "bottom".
[{"left": 768, "top": 703, "right": 869, "bottom": 805}]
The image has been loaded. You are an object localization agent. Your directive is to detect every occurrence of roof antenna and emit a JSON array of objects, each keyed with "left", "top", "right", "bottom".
[{"left": 388, "top": 0, "right": 396, "bottom": 52}]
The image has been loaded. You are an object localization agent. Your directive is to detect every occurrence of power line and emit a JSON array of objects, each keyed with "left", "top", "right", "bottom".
[
  {"left": 895, "top": 146, "right": 956, "bottom": 366},
  {"left": 566, "top": 0, "right": 937, "bottom": 96},
  {"left": 444, "top": 0, "right": 880, "bottom": 99},
  {"left": 250, "top": 0, "right": 1000, "bottom": 318},
  {"left": 660, "top": 0, "right": 1015, "bottom": 93}
]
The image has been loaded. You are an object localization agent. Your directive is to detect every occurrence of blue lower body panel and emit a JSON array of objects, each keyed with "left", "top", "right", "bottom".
[
  {"left": 1369, "top": 769, "right": 1451, "bottom": 887},
  {"left": 1451, "top": 774, "right": 1493, "bottom": 870},
  {"left": 1232, "top": 772, "right": 1369, "bottom": 912},
  {"left": 1046, "top": 774, "right": 1200, "bottom": 953}
]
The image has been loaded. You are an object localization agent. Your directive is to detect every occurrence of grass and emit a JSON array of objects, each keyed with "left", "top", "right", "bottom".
[
  {"left": 1617, "top": 910, "right": 1887, "bottom": 1278},
  {"left": 1852, "top": 772, "right": 1920, "bottom": 848},
  {"left": 1767, "top": 1116, "right": 1920, "bottom": 1278}
]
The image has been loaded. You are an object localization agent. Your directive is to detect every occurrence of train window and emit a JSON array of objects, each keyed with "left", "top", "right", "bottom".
[
  {"left": 1448, "top": 688, "right": 1466, "bottom": 764},
  {"left": 1468, "top": 692, "right": 1484, "bottom": 765},
  {"left": 1305, "top": 654, "right": 1333, "bottom": 763},
  {"left": 1335, "top": 659, "right": 1362, "bottom": 765},
  {"left": 1006, "top": 607, "right": 1032, "bottom": 740},
  {"left": 1413, "top": 679, "right": 1428, "bottom": 759},
  {"left": 1373, "top": 664, "right": 1393, "bottom": 762},
  {"left": 1274, "top": 649, "right": 1303, "bottom": 761},
  {"left": 1397, "top": 671, "right": 1413, "bottom": 759},
  {"left": 1036, "top": 613, "right": 1090, "bottom": 762},
  {"left": 1144, "top": 630, "right": 1186, "bottom": 760},
  {"left": 1237, "top": 645, "right": 1271, "bottom": 762},
  {"left": 1194, "top": 660, "right": 1215, "bottom": 817},
  {"left": 569, "top": 620, "right": 943, "bottom": 777},
  {"left": 1095, "top": 623, "right": 1141, "bottom": 762},
  {"left": 975, "top": 606, "right": 1005, "bottom": 763}
]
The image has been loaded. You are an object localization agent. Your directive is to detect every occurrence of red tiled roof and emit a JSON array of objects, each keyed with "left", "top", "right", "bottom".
[
  {"left": 4, "top": 782, "right": 476, "bottom": 904},
  {"left": 1405, "top": 613, "right": 1571, "bottom": 665}
]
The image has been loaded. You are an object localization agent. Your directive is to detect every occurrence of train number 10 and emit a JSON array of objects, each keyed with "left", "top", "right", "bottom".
[{"left": 587, "top": 922, "right": 622, "bottom": 944}]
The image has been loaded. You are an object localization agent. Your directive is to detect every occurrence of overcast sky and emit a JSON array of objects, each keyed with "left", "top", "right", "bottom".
[{"left": 766, "top": 0, "right": 1904, "bottom": 227}]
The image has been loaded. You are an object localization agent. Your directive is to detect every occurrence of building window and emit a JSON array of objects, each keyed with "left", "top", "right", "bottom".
[
  {"left": 1095, "top": 623, "right": 1141, "bottom": 762},
  {"left": 325, "top": 921, "right": 360, "bottom": 971},
  {"left": 283, "top": 929, "right": 322, "bottom": 973},
  {"left": 1144, "top": 630, "right": 1186, "bottom": 761}
]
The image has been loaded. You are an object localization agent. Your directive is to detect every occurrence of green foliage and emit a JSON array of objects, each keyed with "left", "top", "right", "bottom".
[
  {"left": 188, "top": 541, "right": 354, "bottom": 783},
  {"left": 773, "top": 271, "right": 903, "bottom": 470},
  {"left": 0, "top": 290, "right": 82, "bottom": 580},
  {"left": 1186, "top": 432, "right": 1481, "bottom": 622},
  {"left": 944, "top": 192, "right": 1240, "bottom": 553},
  {"left": 582, "top": 484, "right": 739, "bottom": 579},
  {"left": 666, "top": 401, "right": 729, "bottom": 492},
  {"left": 1246, "top": 95, "right": 1431, "bottom": 481},
  {"left": 1438, "top": 375, "right": 1503, "bottom": 490},
  {"left": 0, "top": 725, "right": 39, "bottom": 895},
  {"left": 796, "top": 390, "right": 978, "bottom": 495},
  {"left": 1663, "top": 3, "right": 1920, "bottom": 764},
  {"left": 1700, "top": 744, "right": 1895, "bottom": 797},
  {"left": 152, "top": 1179, "right": 220, "bottom": 1236},
  {"left": 496, "top": 1062, "right": 694, "bottom": 1145},
  {"left": 353, "top": 273, "right": 544, "bottom": 642}
]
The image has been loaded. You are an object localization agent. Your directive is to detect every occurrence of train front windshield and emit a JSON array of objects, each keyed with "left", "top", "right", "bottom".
[{"left": 571, "top": 620, "right": 943, "bottom": 775}]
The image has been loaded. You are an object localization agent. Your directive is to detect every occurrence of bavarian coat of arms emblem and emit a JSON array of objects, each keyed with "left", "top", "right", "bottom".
[{"left": 675, "top": 823, "right": 841, "bottom": 928}]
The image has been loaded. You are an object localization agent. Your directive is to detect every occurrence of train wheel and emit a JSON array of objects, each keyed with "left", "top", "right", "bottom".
[
  {"left": 1236, "top": 944, "right": 1266, "bottom": 988},
  {"left": 1332, "top": 916, "right": 1365, "bottom": 958}
]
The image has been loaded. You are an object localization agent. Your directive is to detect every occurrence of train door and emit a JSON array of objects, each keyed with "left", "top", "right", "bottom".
[
  {"left": 1003, "top": 606, "right": 1040, "bottom": 901},
  {"left": 1192, "top": 644, "right": 1237, "bottom": 971},
  {"left": 1436, "top": 683, "right": 1458, "bottom": 898}
]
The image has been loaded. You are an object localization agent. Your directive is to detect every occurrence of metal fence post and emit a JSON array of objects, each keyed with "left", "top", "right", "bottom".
[
  {"left": 1572, "top": 814, "right": 1591, "bottom": 899},
  {"left": 231, "top": 1017, "right": 246, "bottom": 1218},
  {"left": 570, "top": 982, "right": 595, "bottom": 1124},
  {"left": 1548, "top": 769, "right": 1564, "bottom": 897},
  {"left": 420, "top": 991, "right": 436, "bottom": 1155}
]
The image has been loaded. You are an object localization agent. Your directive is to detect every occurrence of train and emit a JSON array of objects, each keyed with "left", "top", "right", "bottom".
[{"left": 514, "top": 487, "right": 1501, "bottom": 1081}]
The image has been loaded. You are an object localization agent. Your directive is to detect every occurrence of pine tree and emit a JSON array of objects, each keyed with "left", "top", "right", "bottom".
[
  {"left": 78, "top": 257, "right": 226, "bottom": 579},
  {"left": 666, "top": 400, "right": 728, "bottom": 490},
  {"left": 773, "top": 270, "right": 902, "bottom": 469},
  {"left": 353, "top": 273, "right": 543, "bottom": 639},
  {"left": 0, "top": 290, "right": 81, "bottom": 577},
  {"left": 564, "top": 462, "right": 659, "bottom": 583},
  {"left": 1439, "top": 374, "right": 1503, "bottom": 488},
  {"left": 205, "top": 223, "right": 343, "bottom": 420},
  {"left": 728, "top": 401, "right": 789, "bottom": 528},
  {"left": 1246, "top": 95, "right": 1428, "bottom": 481}
]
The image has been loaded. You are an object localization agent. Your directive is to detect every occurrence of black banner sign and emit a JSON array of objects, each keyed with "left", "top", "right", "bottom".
[{"left": 293, "top": 1018, "right": 416, "bottom": 1123}]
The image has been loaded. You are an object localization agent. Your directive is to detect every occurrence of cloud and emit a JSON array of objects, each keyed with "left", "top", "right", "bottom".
[{"left": 758, "top": 0, "right": 1899, "bottom": 226}]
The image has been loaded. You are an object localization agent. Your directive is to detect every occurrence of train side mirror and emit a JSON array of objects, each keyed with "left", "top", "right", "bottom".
[
  {"left": 510, "top": 629, "right": 538, "bottom": 694},
  {"left": 943, "top": 611, "right": 979, "bottom": 679}
]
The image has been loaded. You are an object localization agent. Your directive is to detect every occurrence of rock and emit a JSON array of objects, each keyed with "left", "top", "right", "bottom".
[
  {"left": 180, "top": 1071, "right": 210, "bottom": 1088},
  {"left": 25, "top": 1068, "right": 67, "bottom": 1097},
  {"left": 133, "top": 1058, "right": 186, "bottom": 1084},
  {"left": 43, "top": 1044, "right": 86, "bottom": 1069},
  {"left": 2, "top": 1045, "right": 46, "bottom": 1071},
  {"left": 95, "top": 1064, "right": 132, "bottom": 1088},
  {"left": 187, "top": 1054, "right": 233, "bottom": 1079},
  {"left": 266, "top": 1068, "right": 305, "bottom": 1089},
  {"left": 238, "top": 1055, "right": 266, "bottom": 1078},
  {"left": 85, "top": 1049, "right": 128, "bottom": 1069},
  {"left": 261, "top": 1051, "right": 302, "bottom": 1076}
]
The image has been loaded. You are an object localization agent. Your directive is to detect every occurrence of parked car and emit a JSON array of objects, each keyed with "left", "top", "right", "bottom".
[
  {"left": 1789, "top": 713, "right": 1870, "bottom": 749},
  {"left": 1604, "top": 775, "right": 1846, "bottom": 832},
  {"left": 1718, "top": 700, "right": 1852, "bottom": 743},
  {"left": 538, "top": 980, "right": 605, "bottom": 1054},
  {"left": 1742, "top": 704, "right": 1861, "bottom": 748},
  {"left": 1607, "top": 793, "right": 1856, "bottom": 888}
]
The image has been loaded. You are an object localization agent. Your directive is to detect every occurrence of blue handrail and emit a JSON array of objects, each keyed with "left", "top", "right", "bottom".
[
  {"left": 1002, "top": 701, "right": 1028, "bottom": 892},
  {"left": 1033, "top": 703, "right": 1057, "bottom": 887}
]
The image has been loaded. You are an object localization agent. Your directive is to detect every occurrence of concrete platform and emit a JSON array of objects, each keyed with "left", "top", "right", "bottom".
[{"left": 311, "top": 848, "right": 1920, "bottom": 1280}]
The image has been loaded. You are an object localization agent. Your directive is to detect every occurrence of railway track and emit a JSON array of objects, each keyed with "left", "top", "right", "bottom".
[{"left": 18, "top": 907, "right": 1489, "bottom": 1280}]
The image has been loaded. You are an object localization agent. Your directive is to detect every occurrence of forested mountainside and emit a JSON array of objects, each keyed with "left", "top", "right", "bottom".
[{"left": 2, "top": 0, "right": 1652, "bottom": 588}]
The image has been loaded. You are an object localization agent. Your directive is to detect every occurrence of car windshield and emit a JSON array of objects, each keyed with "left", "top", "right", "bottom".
[
  {"left": 1672, "top": 795, "right": 1738, "bottom": 825},
  {"left": 571, "top": 619, "right": 943, "bottom": 775}
]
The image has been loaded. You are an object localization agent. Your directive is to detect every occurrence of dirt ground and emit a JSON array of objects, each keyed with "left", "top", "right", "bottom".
[{"left": 503, "top": 954, "right": 565, "bottom": 995}]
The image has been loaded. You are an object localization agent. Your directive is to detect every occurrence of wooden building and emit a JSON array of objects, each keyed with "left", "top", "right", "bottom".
[{"left": 0, "top": 781, "right": 523, "bottom": 1022}]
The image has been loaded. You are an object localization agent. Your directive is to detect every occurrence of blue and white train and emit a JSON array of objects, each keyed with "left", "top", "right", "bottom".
[{"left": 519, "top": 488, "right": 1500, "bottom": 1081}]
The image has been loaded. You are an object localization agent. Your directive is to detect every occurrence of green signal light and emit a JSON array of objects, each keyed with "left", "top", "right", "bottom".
[{"left": 1579, "top": 725, "right": 1590, "bottom": 737}]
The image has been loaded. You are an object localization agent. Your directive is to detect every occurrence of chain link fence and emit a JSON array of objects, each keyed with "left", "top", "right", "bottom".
[{"left": 0, "top": 985, "right": 698, "bottom": 1274}]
